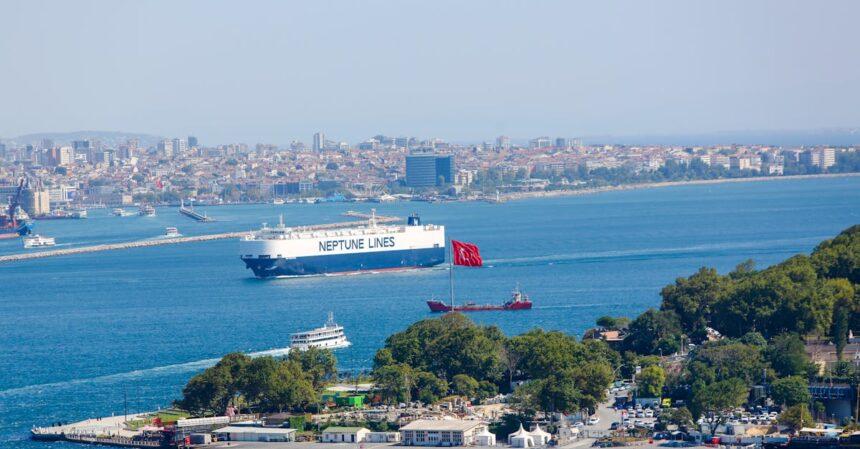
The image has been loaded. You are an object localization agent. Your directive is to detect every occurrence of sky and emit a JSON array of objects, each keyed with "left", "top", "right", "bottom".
[{"left": 1, "top": 0, "right": 859, "bottom": 145}]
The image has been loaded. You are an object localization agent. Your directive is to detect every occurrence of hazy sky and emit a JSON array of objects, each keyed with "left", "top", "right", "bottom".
[{"left": 1, "top": 1, "right": 859, "bottom": 144}]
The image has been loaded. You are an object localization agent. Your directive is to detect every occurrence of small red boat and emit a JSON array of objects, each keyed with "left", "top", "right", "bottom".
[{"left": 427, "top": 286, "right": 533, "bottom": 312}]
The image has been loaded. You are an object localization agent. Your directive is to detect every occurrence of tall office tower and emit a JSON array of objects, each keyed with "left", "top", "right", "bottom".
[
  {"left": 313, "top": 132, "right": 325, "bottom": 152},
  {"left": 158, "top": 139, "right": 174, "bottom": 158},
  {"left": 405, "top": 149, "right": 455, "bottom": 187},
  {"left": 172, "top": 138, "right": 188, "bottom": 155},
  {"left": 496, "top": 135, "right": 511, "bottom": 151},
  {"left": 72, "top": 140, "right": 91, "bottom": 155},
  {"left": 188, "top": 136, "right": 198, "bottom": 148}
]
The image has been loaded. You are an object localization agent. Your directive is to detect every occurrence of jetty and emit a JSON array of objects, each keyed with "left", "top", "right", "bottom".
[{"left": 0, "top": 213, "right": 400, "bottom": 264}]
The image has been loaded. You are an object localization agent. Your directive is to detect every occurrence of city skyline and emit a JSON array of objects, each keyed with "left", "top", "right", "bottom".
[{"left": 2, "top": 1, "right": 860, "bottom": 143}]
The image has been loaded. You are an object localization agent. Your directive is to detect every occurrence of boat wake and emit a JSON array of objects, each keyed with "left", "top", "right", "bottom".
[
  {"left": 483, "top": 236, "right": 824, "bottom": 267},
  {"left": 0, "top": 347, "right": 291, "bottom": 399}
]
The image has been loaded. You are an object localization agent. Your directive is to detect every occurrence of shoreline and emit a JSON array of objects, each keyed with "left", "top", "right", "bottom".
[{"left": 497, "top": 172, "right": 860, "bottom": 202}]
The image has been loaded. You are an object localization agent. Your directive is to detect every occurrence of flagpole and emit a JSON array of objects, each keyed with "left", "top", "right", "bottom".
[{"left": 449, "top": 240, "right": 454, "bottom": 310}]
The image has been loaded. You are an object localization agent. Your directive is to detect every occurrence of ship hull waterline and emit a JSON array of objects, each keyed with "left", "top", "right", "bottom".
[{"left": 242, "top": 247, "right": 446, "bottom": 278}]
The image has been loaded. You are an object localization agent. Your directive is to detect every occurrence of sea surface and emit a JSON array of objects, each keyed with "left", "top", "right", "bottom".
[{"left": 1, "top": 177, "right": 859, "bottom": 447}]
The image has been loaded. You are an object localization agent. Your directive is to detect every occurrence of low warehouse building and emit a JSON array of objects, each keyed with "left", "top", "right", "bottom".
[
  {"left": 400, "top": 419, "right": 488, "bottom": 446},
  {"left": 366, "top": 431, "right": 401, "bottom": 443},
  {"left": 321, "top": 426, "right": 370, "bottom": 443},
  {"left": 213, "top": 426, "right": 296, "bottom": 442}
]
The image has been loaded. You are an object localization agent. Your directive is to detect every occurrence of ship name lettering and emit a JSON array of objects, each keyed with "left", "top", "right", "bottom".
[{"left": 319, "top": 238, "right": 365, "bottom": 252}]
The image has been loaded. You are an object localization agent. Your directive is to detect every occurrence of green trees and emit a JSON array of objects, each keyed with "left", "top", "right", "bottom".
[
  {"left": 637, "top": 225, "right": 860, "bottom": 347},
  {"left": 178, "top": 351, "right": 334, "bottom": 415},
  {"left": 691, "top": 378, "right": 749, "bottom": 436},
  {"left": 637, "top": 365, "right": 666, "bottom": 398},
  {"left": 765, "top": 334, "right": 811, "bottom": 377},
  {"left": 661, "top": 267, "right": 728, "bottom": 341},
  {"left": 779, "top": 404, "right": 813, "bottom": 432},
  {"left": 373, "top": 314, "right": 615, "bottom": 413},
  {"left": 379, "top": 313, "right": 506, "bottom": 382},
  {"left": 770, "top": 376, "right": 811, "bottom": 408},
  {"left": 623, "top": 309, "right": 683, "bottom": 355}
]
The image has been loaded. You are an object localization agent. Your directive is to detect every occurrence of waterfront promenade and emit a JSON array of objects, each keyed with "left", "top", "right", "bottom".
[{"left": 0, "top": 212, "right": 400, "bottom": 263}]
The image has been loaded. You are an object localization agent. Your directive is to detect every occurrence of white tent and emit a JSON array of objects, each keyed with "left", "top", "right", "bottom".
[
  {"left": 530, "top": 424, "right": 551, "bottom": 446},
  {"left": 476, "top": 428, "right": 496, "bottom": 446},
  {"left": 507, "top": 424, "right": 530, "bottom": 444},
  {"left": 509, "top": 425, "right": 535, "bottom": 448}
]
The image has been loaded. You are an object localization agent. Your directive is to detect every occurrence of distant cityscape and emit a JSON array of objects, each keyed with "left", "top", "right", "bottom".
[{"left": 0, "top": 131, "right": 858, "bottom": 217}]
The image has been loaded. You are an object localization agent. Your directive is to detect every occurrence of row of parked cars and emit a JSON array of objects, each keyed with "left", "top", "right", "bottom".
[{"left": 698, "top": 409, "right": 779, "bottom": 426}]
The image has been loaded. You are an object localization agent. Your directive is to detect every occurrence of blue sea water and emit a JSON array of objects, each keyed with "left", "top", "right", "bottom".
[{"left": 1, "top": 177, "right": 858, "bottom": 447}]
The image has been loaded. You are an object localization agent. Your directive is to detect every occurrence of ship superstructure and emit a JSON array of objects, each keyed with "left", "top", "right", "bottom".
[
  {"left": 239, "top": 212, "right": 445, "bottom": 278},
  {"left": 290, "top": 312, "right": 351, "bottom": 351}
]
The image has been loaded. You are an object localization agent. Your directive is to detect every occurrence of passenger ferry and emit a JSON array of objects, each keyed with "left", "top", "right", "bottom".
[
  {"left": 138, "top": 204, "right": 156, "bottom": 217},
  {"left": 239, "top": 212, "right": 445, "bottom": 278},
  {"left": 164, "top": 227, "right": 182, "bottom": 238},
  {"left": 290, "top": 312, "right": 351, "bottom": 351},
  {"left": 113, "top": 208, "right": 135, "bottom": 217},
  {"left": 23, "top": 234, "right": 56, "bottom": 248}
]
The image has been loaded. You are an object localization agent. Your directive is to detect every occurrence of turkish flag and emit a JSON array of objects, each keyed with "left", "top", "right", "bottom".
[{"left": 452, "top": 240, "right": 483, "bottom": 267}]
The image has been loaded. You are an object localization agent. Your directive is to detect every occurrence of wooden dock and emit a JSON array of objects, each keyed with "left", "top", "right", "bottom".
[{"left": 0, "top": 213, "right": 400, "bottom": 264}]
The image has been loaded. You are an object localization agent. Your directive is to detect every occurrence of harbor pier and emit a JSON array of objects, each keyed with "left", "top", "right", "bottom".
[{"left": 0, "top": 213, "right": 400, "bottom": 264}]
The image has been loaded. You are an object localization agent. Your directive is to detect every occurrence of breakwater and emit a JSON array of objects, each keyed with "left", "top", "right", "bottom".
[{"left": 0, "top": 213, "right": 400, "bottom": 263}]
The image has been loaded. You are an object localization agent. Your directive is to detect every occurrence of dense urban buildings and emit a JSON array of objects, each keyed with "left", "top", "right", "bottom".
[{"left": 0, "top": 131, "right": 857, "bottom": 215}]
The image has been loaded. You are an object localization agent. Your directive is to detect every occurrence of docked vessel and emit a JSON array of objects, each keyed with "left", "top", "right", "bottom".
[
  {"left": 179, "top": 200, "right": 214, "bottom": 222},
  {"left": 239, "top": 212, "right": 445, "bottom": 278},
  {"left": 427, "top": 286, "right": 534, "bottom": 312},
  {"left": 272, "top": 198, "right": 285, "bottom": 205},
  {"left": 138, "top": 204, "right": 156, "bottom": 217},
  {"left": 290, "top": 312, "right": 351, "bottom": 351},
  {"left": 23, "top": 234, "right": 56, "bottom": 248},
  {"left": 113, "top": 208, "right": 135, "bottom": 217},
  {"left": 163, "top": 227, "right": 182, "bottom": 238},
  {"left": 1, "top": 179, "right": 34, "bottom": 239}
]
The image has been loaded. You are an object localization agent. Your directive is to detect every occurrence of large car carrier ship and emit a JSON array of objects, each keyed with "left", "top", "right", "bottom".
[{"left": 240, "top": 212, "right": 445, "bottom": 278}]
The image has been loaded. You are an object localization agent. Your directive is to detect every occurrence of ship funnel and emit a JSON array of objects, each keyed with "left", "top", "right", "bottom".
[{"left": 407, "top": 213, "right": 421, "bottom": 226}]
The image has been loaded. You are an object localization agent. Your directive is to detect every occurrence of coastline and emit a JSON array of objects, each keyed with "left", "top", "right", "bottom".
[{"left": 497, "top": 172, "right": 860, "bottom": 202}]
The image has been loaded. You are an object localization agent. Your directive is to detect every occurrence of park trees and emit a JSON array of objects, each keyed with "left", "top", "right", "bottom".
[
  {"left": 779, "top": 404, "right": 814, "bottom": 432},
  {"left": 623, "top": 309, "right": 683, "bottom": 356},
  {"left": 691, "top": 378, "right": 749, "bottom": 436},
  {"left": 637, "top": 365, "right": 666, "bottom": 398},
  {"left": 770, "top": 376, "right": 811, "bottom": 408}
]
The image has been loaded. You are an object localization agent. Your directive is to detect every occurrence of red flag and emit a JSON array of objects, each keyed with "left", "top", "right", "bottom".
[{"left": 452, "top": 240, "right": 483, "bottom": 267}]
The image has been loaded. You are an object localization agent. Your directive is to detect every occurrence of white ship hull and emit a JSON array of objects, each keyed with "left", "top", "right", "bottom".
[{"left": 240, "top": 220, "right": 445, "bottom": 278}]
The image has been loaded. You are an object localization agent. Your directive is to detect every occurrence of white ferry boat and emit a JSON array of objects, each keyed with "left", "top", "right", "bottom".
[
  {"left": 23, "top": 234, "right": 56, "bottom": 248},
  {"left": 138, "top": 204, "right": 156, "bottom": 217},
  {"left": 290, "top": 312, "right": 351, "bottom": 351},
  {"left": 239, "top": 212, "right": 445, "bottom": 278},
  {"left": 164, "top": 227, "right": 182, "bottom": 238},
  {"left": 113, "top": 208, "right": 135, "bottom": 217}
]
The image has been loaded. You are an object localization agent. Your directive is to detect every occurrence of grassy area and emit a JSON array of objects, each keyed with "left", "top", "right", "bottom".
[{"left": 124, "top": 409, "right": 190, "bottom": 430}]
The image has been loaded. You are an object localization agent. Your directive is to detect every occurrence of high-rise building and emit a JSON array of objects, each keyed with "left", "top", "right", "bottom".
[
  {"left": 496, "top": 135, "right": 511, "bottom": 151},
  {"left": 188, "top": 136, "right": 198, "bottom": 148},
  {"left": 530, "top": 137, "right": 552, "bottom": 149},
  {"left": 158, "top": 139, "right": 174, "bottom": 158},
  {"left": 313, "top": 132, "right": 325, "bottom": 152},
  {"left": 555, "top": 137, "right": 570, "bottom": 149},
  {"left": 405, "top": 149, "right": 455, "bottom": 187},
  {"left": 173, "top": 138, "right": 188, "bottom": 155},
  {"left": 72, "top": 140, "right": 91, "bottom": 155},
  {"left": 820, "top": 148, "right": 836, "bottom": 169}
]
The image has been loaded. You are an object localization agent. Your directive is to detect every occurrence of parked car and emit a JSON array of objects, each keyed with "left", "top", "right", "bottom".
[{"left": 588, "top": 417, "right": 600, "bottom": 425}]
